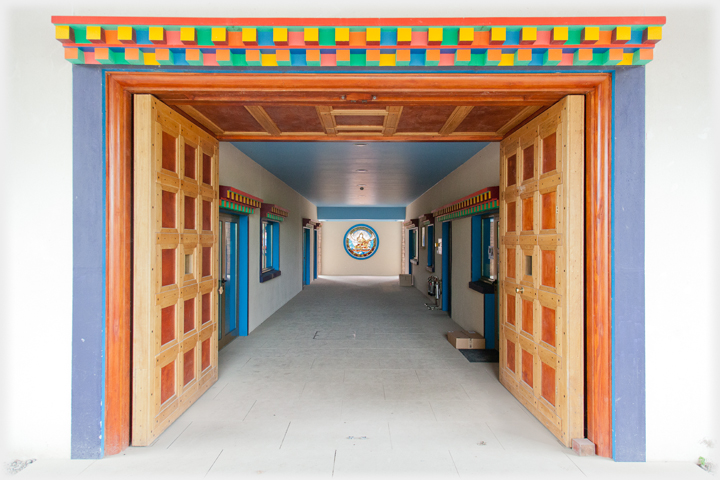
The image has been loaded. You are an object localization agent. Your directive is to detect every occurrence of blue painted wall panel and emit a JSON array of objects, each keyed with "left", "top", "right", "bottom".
[
  {"left": 317, "top": 206, "right": 405, "bottom": 220},
  {"left": 71, "top": 66, "right": 105, "bottom": 459}
]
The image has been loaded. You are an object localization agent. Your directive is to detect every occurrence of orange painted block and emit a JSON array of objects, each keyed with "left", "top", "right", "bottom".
[
  {"left": 456, "top": 48, "right": 472, "bottom": 63},
  {"left": 516, "top": 49, "right": 532, "bottom": 63},
  {"left": 215, "top": 49, "right": 231, "bottom": 63},
  {"left": 396, "top": 49, "right": 411, "bottom": 63},
  {"left": 246, "top": 49, "right": 261, "bottom": 63},
  {"left": 643, "top": 26, "right": 662, "bottom": 44},
  {"left": 185, "top": 49, "right": 202, "bottom": 63},
  {"left": 86, "top": 26, "right": 105, "bottom": 44},
  {"left": 487, "top": 49, "right": 502, "bottom": 63},
  {"left": 366, "top": 27, "right": 381, "bottom": 46},
  {"left": 397, "top": 27, "right": 412, "bottom": 45},
  {"left": 306, "top": 49, "right": 321, "bottom": 62},
  {"left": 458, "top": 27, "right": 474, "bottom": 45},
  {"left": 94, "top": 47, "right": 110, "bottom": 61},
  {"left": 581, "top": 27, "right": 599, "bottom": 44},
  {"left": 104, "top": 30, "right": 120, "bottom": 45},
  {"left": 520, "top": 27, "right": 537, "bottom": 45},
  {"left": 551, "top": 27, "right": 568, "bottom": 45},
  {"left": 55, "top": 25, "right": 74, "bottom": 44},
  {"left": 155, "top": 48, "right": 172, "bottom": 63},
  {"left": 612, "top": 26, "right": 632, "bottom": 44},
  {"left": 598, "top": 30, "right": 612, "bottom": 45},
  {"left": 490, "top": 27, "right": 506, "bottom": 45},
  {"left": 117, "top": 26, "right": 135, "bottom": 44},
  {"left": 605, "top": 48, "right": 624, "bottom": 64},
  {"left": 473, "top": 31, "right": 490, "bottom": 46},
  {"left": 349, "top": 31, "right": 366, "bottom": 46},
  {"left": 228, "top": 31, "right": 244, "bottom": 47},
  {"left": 180, "top": 27, "right": 196, "bottom": 45},
  {"left": 125, "top": 48, "right": 141, "bottom": 62},
  {"left": 426, "top": 49, "right": 441, "bottom": 61},
  {"left": 276, "top": 49, "right": 291, "bottom": 63},
  {"left": 546, "top": 48, "right": 563, "bottom": 63},
  {"left": 428, "top": 27, "right": 443, "bottom": 46},
  {"left": 366, "top": 49, "right": 381, "bottom": 62},
  {"left": 241, "top": 28, "right": 257, "bottom": 46},
  {"left": 634, "top": 48, "right": 653, "bottom": 63},
  {"left": 336, "top": 49, "right": 351, "bottom": 62},
  {"left": 64, "top": 47, "right": 84, "bottom": 63},
  {"left": 149, "top": 27, "right": 165, "bottom": 44}
]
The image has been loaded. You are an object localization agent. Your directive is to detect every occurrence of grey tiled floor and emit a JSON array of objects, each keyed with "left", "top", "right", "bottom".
[{"left": 17, "top": 276, "right": 706, "bottom": 479}]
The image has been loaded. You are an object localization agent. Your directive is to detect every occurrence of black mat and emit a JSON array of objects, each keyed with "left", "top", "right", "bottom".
[{"left": 459, "top": 349, "right": 499, "bottom": 363}]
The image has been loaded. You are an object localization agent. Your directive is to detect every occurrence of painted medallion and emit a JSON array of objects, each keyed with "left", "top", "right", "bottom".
[{"left": 344, "top": 224, "right": 379, "bottom": 260}]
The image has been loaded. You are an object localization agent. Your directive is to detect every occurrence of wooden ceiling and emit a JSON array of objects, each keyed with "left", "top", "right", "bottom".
[{"left": 169, "top": 102, "right": 541, "bottom": 142}]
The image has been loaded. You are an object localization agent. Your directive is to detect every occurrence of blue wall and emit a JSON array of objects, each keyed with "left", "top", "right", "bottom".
[{"left": 318, "top": 206, "right": 405, "bottom": 220}]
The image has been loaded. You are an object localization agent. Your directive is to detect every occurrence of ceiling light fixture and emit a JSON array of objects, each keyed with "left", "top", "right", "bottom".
[
  {"left": 354, "top": 143, "right": 366, "bottom": 147},
  {"left": 356, "top": 169, "right": 367, "bottom": 173}
]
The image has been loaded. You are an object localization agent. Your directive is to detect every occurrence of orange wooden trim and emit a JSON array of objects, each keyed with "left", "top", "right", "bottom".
[
  {"left": 104, "top": 71, "right": 614, "bottom": 458},
  {"left": 104, "top": 74, "right": 133, "bottom": 455},
  {"left": 584, "top": 75, "right": 613, "bottom": 458}
]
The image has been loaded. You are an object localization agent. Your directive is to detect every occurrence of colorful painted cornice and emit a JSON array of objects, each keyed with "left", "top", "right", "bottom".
[
  {"left": 219, "top": 186, "right": 263, "bottom": 214},
  {"left": 260, "top": 203, "right": 289, "bottom": 222},
  {"left": 419, "top": 213, "right": 434, "bottom": 227},
  {"left": 51, "top": 16, "right": 664, "bottom": 67},
  {"left": 433, "top": 186, "right": 499, "bottom": 223}
]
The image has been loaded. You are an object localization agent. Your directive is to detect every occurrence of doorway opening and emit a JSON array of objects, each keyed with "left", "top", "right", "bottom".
[{"left": 103, "top": 72, "right": 613, "bottom": 458}]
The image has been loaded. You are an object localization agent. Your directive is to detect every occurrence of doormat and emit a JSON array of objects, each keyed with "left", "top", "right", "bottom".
[{"left": 459, "top": 349, "right": 499, "bottom": 363}]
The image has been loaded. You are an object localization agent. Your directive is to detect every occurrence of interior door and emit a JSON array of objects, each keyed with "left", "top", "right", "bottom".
[
  {"left": 498, "top": 95, "right": 584, "bottom": 447},
  {"left": 132, "top": 94, "right": 220, "bottom": 446},
  {"left": 218, "top": 213, "right": 239, "bottom": 349}
]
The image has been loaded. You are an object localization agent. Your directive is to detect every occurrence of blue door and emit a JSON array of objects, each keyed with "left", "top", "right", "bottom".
[
  {"left": 303, "top": 227, "right": 311, "bottom": 285},
  {"left": 313, "top": 229, "right": 318, "bottom": 279},
  {"left": 218, "top": 212, "right": 249, "bottom": 348}
]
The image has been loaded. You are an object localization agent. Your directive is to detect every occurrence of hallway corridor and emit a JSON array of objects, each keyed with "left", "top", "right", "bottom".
[{"left": 19, "top": 277, "right": 706, "bottom": 479}]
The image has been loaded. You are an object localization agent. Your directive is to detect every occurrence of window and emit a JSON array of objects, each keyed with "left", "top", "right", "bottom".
[
  {"left": 426, "top": 224, "right": 435, "bottom": 272},
  {"left": 471, "top": 213, "right": 498, "bottom": 282},
  {"left": 409, "top": 228, "right": 418, "bottom": 265},
  {"left": 260, "top": 219, "right": 281, "bottom": 282}
]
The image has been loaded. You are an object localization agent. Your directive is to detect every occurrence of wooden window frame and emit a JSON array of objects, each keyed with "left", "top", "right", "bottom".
[{"left": 105, "top": 72, "right": 612, "bottom": 457}]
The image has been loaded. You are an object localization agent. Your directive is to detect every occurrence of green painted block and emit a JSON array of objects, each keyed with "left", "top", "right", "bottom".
[
  {"left": 573, "top": 50, "right": 593, "bottom": 66},
  {"left": 196, "top": 28, "right": 214, "bottom": 46},
  {"left": 567, "top": 28, "right": 583, "bottom": 45},
  {"left": 350, "top": 53, "right": 366, "bottom": 66},
  {"left": 469, "top": 53, "right": 486, "bottom": 66},
  {"left": 441, "top": 27, "right": 459, "bottom": 46},
  {"left": 318, "top": 28, "right": 335, "bottom": 46},
  {"left": 74, "top": 28, "right": 89, "bottom": 45}
]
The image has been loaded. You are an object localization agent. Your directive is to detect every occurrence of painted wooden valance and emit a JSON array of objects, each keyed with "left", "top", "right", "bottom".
[
  {"left": 419, "top": 213, "right": 434, "bottom": 226},
  {"left": 403, "top": 219, "right": 419, "bottom": 229},
  {"left": 432, "top": 186, "right": 499, "bottom": 223},
  {"left": 260, "top": 203, "right": 289, "bottom": 222},
  {"left": 219, "top": 185, "right": 263, "bottom": 214},
  {"left": 51, "top": 16, "right": 664, "bottom": 67},
  {"left": 303, "top": 218, "right": 319, "bottom": 228}
]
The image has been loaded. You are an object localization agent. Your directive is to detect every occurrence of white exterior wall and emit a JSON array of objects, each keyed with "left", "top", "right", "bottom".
[{"left": 1, "top": 0, "right": 718, "bottom": 463}]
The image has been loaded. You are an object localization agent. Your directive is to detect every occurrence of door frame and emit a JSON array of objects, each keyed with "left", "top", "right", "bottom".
[{"left": 103, "top": 72, "right": 613, "bottom": 457}]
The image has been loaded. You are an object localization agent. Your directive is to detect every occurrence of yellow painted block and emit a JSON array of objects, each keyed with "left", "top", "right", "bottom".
[
  {"left": 379, "top": 54, "right": 396, "bottom": 66},
  {"left": 148, "top": 27, "right": 164, "bottom": 42},
  {"left": 552, "top": 26, "right": 568, "bottom": 43},
  {"left": 366, "top": 27, "right": 381, "bottom": 43},
  {"left": 490, "top": 27, "right": 506, "bottom": 43},
  {"left": 55, "top": 25, "right": 72, "bottom": 41},
  {"left": 241, "top": 28, "right": 256, "bottom": 44},
  {"left": 212, "top": 28, "right": 227, "bottom": 43},
  {"left": 458, "top": 27, "right": 474, "bottom": 44},
  {"left": 273, "top": 28, "right": 288, "bottom": 44},
  {"left": 521, "top": 27, "right": 537, "bottom": 43},
  {"left": 335, "top": 27, "right": 349, "bottom": 43},
  {"left": 86, "top": 26, "right": 103, "bottom": 42},
  {"left": 618, "top": 52, "right": 634, "bottom": 65},
  {"left": 428, "top": 27, "right": 443, "bottom": 44},
  {"left": 304, "top": 27, "right": 319, "bottom": 43},
  {"left": 614, "top": 26, "right": 632, "bottom": 42},
  {"left": 143, "top": 52, "right": 160, "bottom": 65},
  {"left": 583, "top": 27, "right": 600, "bottom": 42},
  {"left": 117, "top": 26, "right": 134, "bottom": 42},
  {"left": 261, "top": 54, "right": 278, "bottom": 66},
  {"left": 180, "top": 27, "right": 195, "bottom": 43},
  {"left": 499, "top": 53, "right": 515, "bottom": 66},
  {"left": 646, "top": 26, "right": 662, "bottom": 42},
  {"left": 397, "top": 27, "right": 412, "bottom": 44}
]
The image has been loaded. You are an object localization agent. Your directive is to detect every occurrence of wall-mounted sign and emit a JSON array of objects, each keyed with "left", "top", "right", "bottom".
[{"left": 344, "top": 224, "right": 379, "bottom": 260}]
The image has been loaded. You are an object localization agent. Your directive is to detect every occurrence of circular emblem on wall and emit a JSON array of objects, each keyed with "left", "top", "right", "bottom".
[{"left": 344, "top": 224, "right": 379, "bottom": 260}]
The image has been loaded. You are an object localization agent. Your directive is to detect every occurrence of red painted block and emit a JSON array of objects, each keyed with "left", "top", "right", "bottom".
[
  {"left": 203, "top": 53, "right": 219, "bottom": 66},
  {"left": 439, "top": 53, "right": 455, "bottom": 66},
  {"left": 165, "top": 30, "right": 183, "bottom": 47},
  {"left": 228, "top": 31, "right": 244, "bottom": 47},
  {"left": 288, "top": 31, "right": 305, "bottom": 46},
  {"left": 559, "top": 52, "right": 574, "bottom": 66},
  {"left": 321, "top": 53, "right": 336, "bottom": 67},
  {"left": 349, "top": 31, "right": 366, "bottom": 46},
  {"left": 535, "top": 30, "right": 552, "bottom": 45},
  {"left": 411, "top": 31, "right": 428, "bottom": 46}
]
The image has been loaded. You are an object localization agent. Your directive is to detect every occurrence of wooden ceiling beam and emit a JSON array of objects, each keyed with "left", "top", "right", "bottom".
[
  {"left": 331, "top": 109, "right": 388, "bottom": 116},
  {"left": 315, "top": 106, "right": 337, "bottom": 135},
  {"left": 218, "top": 133, "right": 503, "bottom": 142},
  {"left": 174, "top": 105, "right": 224, "bottom": 136},
  {"left": 335, "top": 125, "right": 384, "bottom": 131},
  {"left": 438, "top": 106, "right": 474, "bottom": 136},
  {"left": 160, "top": 95, "right": 563, "bottom": 106},
  {"left": 495, "top": 105, "right": 542, "bottom": 136},
  {"left": 383, "top": 106, "right": 403, "bottom": 137},
  {"left": 244, "top": 106, "right": 281, "bottom": 136}
]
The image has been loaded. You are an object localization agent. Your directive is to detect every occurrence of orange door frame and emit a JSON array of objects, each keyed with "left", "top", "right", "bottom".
[{"left": 104, "top": 72, "right": 612, "bottom": 457}]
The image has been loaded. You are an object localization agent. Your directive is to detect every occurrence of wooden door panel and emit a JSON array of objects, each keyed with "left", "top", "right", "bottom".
[
  {"left": 133, "top": 95, "right": 219, "bottom": 446},
  {"left": 499, "top": 95, "right": 584, "bottom": 448}
]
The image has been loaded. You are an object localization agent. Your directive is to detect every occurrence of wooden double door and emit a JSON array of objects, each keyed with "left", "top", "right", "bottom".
[{"left": 499, "top": 96, "right": 585, "bottom": 447}]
